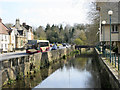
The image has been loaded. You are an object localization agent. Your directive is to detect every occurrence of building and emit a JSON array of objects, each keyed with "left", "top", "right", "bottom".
[
  {"left": 0, "top": 18, "right": 9, "bottom": 52},
  {"left": 13, "top": 19, "right": 27, "bottom": 48},
  {"left": 8, "top": 27, "right": 19, "bottom": 51},
  {"left": 13, "top": 19, "right": 34, "bottom": 48},
  {"left": 22, "top": 23, "right": 34, "bottom": 40},
  {"left": 96, "top": 2, "right": 120, "bottom": 53}
]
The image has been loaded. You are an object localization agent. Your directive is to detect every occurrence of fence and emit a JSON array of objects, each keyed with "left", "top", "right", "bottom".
[{"left": 98, "top": 47, "right": 120, "bottom": 71}]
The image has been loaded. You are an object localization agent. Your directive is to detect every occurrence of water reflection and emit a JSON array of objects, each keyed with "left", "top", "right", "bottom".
[
  {"left": 3, "top": 54, "right": 112, "bottom": 88},
  {"left": 34, "top": 57, "right": 101, "bottom": 88}
]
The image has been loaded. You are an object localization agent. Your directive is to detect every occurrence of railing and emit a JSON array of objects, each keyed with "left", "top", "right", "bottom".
[{"left": 101, "top": 48, "right": 120, "bottom": 71}]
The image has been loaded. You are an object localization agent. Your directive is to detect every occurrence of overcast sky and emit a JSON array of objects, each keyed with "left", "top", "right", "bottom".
[{"left": 0, "top": 0, "right": 95, "bottom": 27}]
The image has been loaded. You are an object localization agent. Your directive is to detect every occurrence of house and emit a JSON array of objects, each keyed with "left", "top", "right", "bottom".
[
  {"left": 13, "top": 19, "right": 34, "bottom": 49},
  {"left": 0, "top": 18, "right": 9, "bottom": 52},
  {"left": 8, "top": 27, "right": 19, "bottom": 51},
  {"left": 13, "top": 19, "right": 27, "bottom": 48},
  {"left": 22, "top": 23, "right": 34, "bottom": 40},
  {"left": 96, "top": 2, "right": 120, "bottom": 53}
]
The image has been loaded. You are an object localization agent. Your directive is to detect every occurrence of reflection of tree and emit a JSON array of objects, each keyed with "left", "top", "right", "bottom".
[{"left": 70, "top": 57, "right": 88, "bottom": 71}]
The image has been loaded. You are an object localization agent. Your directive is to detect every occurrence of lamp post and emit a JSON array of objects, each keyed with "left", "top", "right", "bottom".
[
  {"left": 102, "top": 20, "right": 106, "bottom": 54},
  {"left": 102, "top": 20, "right": 106, "bottom": 42},
  {"left": 108, "top": 10, "right": 113, "bottom": 63}
]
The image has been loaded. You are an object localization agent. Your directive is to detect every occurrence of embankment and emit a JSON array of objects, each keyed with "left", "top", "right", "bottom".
[
  {"left": 0, "top": 46, "right": 75, "bottom": 86},
  {"left": 94, "top": 48, "right": 120, "bottom": 88}
]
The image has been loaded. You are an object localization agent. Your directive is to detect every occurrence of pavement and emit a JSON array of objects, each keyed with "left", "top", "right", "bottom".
[{"left": 0, "top": 51, "right": 28, "bottom": 61}]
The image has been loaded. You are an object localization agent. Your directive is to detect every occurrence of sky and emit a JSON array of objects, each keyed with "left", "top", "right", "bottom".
[{"left": 0, "top": 0, "right": 95, "bottom": 27}]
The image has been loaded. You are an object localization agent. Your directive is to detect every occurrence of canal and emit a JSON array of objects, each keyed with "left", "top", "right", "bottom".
[{"left": 3, "top": 51, "right": 112, "bottom": 88}]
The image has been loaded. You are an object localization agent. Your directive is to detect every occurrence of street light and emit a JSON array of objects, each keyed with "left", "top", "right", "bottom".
[
  {"left": 102, "top": 20, "right": 106, "bottom": 42},
  {"left": 108, "top": 10, "right": 113, "bottom": 63},
  {"left": 102, "top": 20, "right": 106, "bottom": 54}
]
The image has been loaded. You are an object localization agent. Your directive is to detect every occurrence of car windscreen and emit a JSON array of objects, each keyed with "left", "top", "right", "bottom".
[
  {"left": 28, "top": 40, "right": 37, "bottom": 45},
  {"left": 39, "top": 42, "right": 49, "bottom": 47}
]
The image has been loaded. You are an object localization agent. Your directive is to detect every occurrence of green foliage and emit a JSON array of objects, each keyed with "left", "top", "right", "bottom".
[
  {"left": 34, "top": 23, "right": 90, "bottom": 45},
  {"left": 113, "top": 47, "right": 118, "bottom": 53},
  {"left": 74, "top": 38, "right": 84, "bottom": 45},
  {"left": 7, "top": 79, "right": 15, "bottom": 85},
  {"left": 63, "top": 55, "right": 66, "bottom": 59},
  {"left": 74, "top": 50, "right": 80, "bottom": 54},
  {"left": 35, "top": 26, "right": 47, "bottom": 40}
]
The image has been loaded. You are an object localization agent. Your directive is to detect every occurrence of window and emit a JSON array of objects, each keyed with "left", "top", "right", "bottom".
[
  {"left": 115, "top": 25, "right": 118, "bottom": 32},
  {"left": 12, "top": 36, "right": 14, "bottom": 40},
  {"left": 1, "top": 44, "right": 3, "bottom": 48},
  {"left": 5, "top": 44, "right": 7, "bottom": 48},
  {"left": 112, "top": 25, "right": 118, "bottom": 32},
  {"left": 5, "top": 35, "right": 7, "bottom": 41},
  {"left": 112, "top": 25, "right": 114, "bottom": 32},
  {"left": 21, "top": 40, "right": 23, "bottom": 46},
  {"left": 39, "top": 42, "right": 49, "bottom": 47},
  {"left": 1, "top": 35, "right": 3, "bottom": 41}
]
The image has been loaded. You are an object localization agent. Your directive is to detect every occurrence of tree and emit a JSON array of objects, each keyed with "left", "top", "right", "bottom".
[
  {"left": 45, "top": 24, "right": 51, "bottom": 32},
  {"left": 74, "top": 38, "right": 84, "bottom": 45},
  {"left": 36, "top": 26, "right": 46, "bottom": 40},
  {"left": 79, "top": 30, "right": 87, "bottom": 42},
  {"left": 85, "top": 2, "right": 100, "bottom": 45}
]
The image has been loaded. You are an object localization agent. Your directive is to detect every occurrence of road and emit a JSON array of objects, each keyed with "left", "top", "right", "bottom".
[{"left": 0, "top": 45, "right": 71, "bottom": 61}]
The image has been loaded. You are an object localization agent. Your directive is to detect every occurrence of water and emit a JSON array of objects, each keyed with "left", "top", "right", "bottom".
[
  {"left": 34, "top": 56, "right": 101, "bottom": 88},
  {"left": 3, "top": 53, "right": 112, "bottom": 88}
]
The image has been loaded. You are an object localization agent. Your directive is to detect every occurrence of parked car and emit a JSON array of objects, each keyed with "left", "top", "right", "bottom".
[
  {"left": 51, "top": 45, "right": 57, "bottom": 50},
  {"left": 50, "top": 44, "right": 53, "bottom": 47},
  {"left": 62, "top": 43, "right": 66, "bottom": 47}
]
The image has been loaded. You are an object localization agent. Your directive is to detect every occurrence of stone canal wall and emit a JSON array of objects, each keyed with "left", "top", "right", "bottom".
[
  {"left": 94, "top": 48, "right": 120, "bottom": 88},
  {"left": 0, "top": 46, "right": 75, "bottom": 86}
]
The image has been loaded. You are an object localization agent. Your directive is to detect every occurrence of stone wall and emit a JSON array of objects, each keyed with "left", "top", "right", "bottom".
[
  {"left": 94, "top": 48, "right": 120, "bottom": 88},
  {"left": 0, "top": 52, "right": 42, "bottom": 86},
  {"left": 0, "top": 46, "right": 75, "bottom": 87}
]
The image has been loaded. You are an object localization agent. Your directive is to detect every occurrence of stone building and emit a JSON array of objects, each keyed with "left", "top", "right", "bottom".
[
  {"left": 13, "top": 19, "right": 27, "bottom": 48},
  {"left": 8, "top": 27, "right": 19, "bottom": 51},
  {"left": 96, "top": 2, "right": 120, "bottom": 53},
  {"left": 13, "top": 19, "right": 34, "bottom": 48}
]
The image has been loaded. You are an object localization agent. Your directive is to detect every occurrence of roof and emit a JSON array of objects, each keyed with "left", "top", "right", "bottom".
[{"left": 0, "top": 22, "right": 9, "bottom": 35}]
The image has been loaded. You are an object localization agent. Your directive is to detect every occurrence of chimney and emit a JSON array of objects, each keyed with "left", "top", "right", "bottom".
[
  {"left": 16, "top": 19, "right": 20, "bottom": 24},
  {"left": 22, "top": 22, "right": 26, "bottom": 27},
  {"left": 0, "top": 18, "right": 2, "bottom": 23}
]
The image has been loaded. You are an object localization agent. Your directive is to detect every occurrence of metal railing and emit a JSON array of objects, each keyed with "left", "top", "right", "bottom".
[{"left": 102, "top": 49, "right": 120, "bottom": 71}]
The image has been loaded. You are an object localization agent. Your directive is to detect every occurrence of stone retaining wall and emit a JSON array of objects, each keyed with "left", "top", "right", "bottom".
[
  {"left": 94, "top": 48, "right": 120, "bottom": 88},
  {"left": 0, "top": 46, "right": 75, "bottom": 87}
]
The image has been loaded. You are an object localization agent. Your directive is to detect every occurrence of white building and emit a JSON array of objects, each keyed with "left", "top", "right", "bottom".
[{"left": 0, "top": 18, "right": 9, "bottom": 52}]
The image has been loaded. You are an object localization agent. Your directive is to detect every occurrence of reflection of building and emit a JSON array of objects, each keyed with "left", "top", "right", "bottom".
[
  {"left": 96, "top": 2, "right": 120, "bottom": 53},
  {"left": 0, "top": 18, "right": 9, "bottom": 52}
]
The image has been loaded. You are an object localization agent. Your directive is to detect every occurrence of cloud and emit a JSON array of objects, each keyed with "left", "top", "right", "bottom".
[
  {"left": 0, "top": 0, "right": 92, "bottom": 27},
  {"left": 21, "top": 5, "right": 89, "bottom": 27}
]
